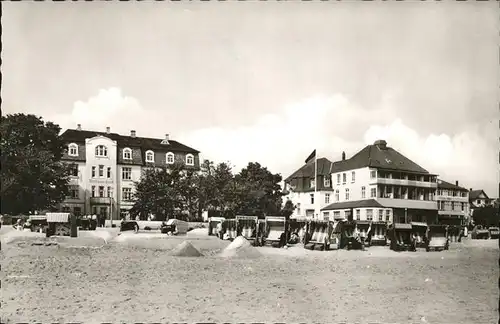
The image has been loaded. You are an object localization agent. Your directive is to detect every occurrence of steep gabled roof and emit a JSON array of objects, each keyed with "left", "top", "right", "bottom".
[
  {"left": 469, "top": 189, "right": 489, "bottom": 200},
  {"left": 60, "top": 129, "right": 199, "bottom": 153},
  {"left": 330, "top": 140, "right": 433, "bottom": 174},
  {"left": 285, "top": 157, "right": 332, "bottom": 182},
  {"left": 437, "top": 180, "right": 468, "bottom": 191}
]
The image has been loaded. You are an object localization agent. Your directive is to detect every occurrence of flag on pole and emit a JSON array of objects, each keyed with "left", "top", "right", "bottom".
[{"left": 305, "top": 149, "right": 316, "bottom": 164}]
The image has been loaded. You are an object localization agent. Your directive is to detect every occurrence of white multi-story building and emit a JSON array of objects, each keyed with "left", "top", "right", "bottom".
[
  {"left": 319, "top": 140, "right": 438, "bottom": 224},
  {"left": 283, "top": 157, "right": 334, "bottom": 219},
  {"left": 60, "top": 125, "right": 200, "bottom": 221},
  {"left": 436, "top": 180, "right": 469, "bottom": 225}
]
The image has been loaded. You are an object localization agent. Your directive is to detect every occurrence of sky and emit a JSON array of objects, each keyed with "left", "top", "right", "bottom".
[{"left": 3, "top": 2, "right": 499, "bottom": 196}]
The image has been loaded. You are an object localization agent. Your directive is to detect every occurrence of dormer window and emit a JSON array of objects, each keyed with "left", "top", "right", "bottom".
[
  {"left": 68, "top": 143, "right": 78, "bottom": 156},
  {"left": 123, "top": 148, "right": 132, "bottom": 160},
  {"left": 186, "top": 154, "right": 194, "bottom": 166},
  {"left": 95, "top": 145, "right": 107, "bottom": 157},
  {"left": 166, "top": 152, "right": 174, "bottom": 164},
  {"left": 145, "top": 150, "right": 155, "bottom": 163}
]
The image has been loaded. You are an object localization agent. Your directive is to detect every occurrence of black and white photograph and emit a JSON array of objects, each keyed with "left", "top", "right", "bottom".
[{"left": 1, "top": 1, "right": 498, "bottom": 323}]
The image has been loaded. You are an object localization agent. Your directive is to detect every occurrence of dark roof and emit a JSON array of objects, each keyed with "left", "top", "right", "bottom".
[
  {"left": 469, "top": 189, "right": 489, "bottom": 200},
  {"left": 321, "top": 199, "right": 384, "bottom": 211},
  {"left": 330, "top": 140, "right": 433, "bottom": 175},
  {"left": 60, "top": 129, "right": 200, "bottom": 153},
  {"left": 437, "top": 180, "right": 468, "bottom": 191},
  {"left": 285, "top": 157, "right": 332, "bottom": 182}
]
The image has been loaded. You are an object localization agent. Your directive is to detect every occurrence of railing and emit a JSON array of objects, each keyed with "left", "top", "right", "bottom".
[
  {"left": 370, "top": 178, "right": 437, "bottom": 188},
  {"left": 89, "top": 197, "right": 113, "bottom": 204}
]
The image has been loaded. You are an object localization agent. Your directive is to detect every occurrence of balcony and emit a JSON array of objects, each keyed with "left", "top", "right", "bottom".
[
  {"left": 435, "top": 195, "right": 468, "bottom": 203},
  {"left": 90, "top": 197, "right": 113, "bottom": 205},
  {"left": 370, "top": 178, "right": 437, "bottom": 188},
  {"left": 377, "top": 198, "right": 437, "bottom": 210}
]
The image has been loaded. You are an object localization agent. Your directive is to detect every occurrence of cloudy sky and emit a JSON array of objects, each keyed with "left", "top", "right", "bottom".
[{"left": 3, "top": 2, "right": 499, "bottom": 196}]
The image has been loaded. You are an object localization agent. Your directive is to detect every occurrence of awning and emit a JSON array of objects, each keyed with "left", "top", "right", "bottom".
[
  {"left": 321, "top": 199, "right": 385, "bottom": 211},
  {"left": 394, "top": 223, "right": 412, "bottom": 230},
  {"left": 410, "top": 222, "right": 428, "bottom": 227}
]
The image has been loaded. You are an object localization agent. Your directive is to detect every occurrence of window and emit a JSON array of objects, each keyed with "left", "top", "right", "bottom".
[
  {"left": 68, "top": 143, "right": 78, "bottom": 156},
  {"left": 91, "top": 186, "right": 96, "bottom": 197},
  {"left": 370, "top": 170, "right": 377, "bottom": 179},
  {"left": 92, "top": 166, "right": 96, "bottom": 178},
  {"left": 385, "top": 210, "right": 390, "bottom": 222},
  {"left": 335, "top": 190, "right": 340, "bottom": 202},
  {"left": 451, "top": 202, "right": 455, "bottom": 211},
  {"left": 95, "top": 145, "right": 107, "bottom": 157},
  {"left": 166, "top": 152, "right": 175, "bottom": 164},
  {"left": 67, "top": 185, "right": 79, "bottom": 199},
  {"left": 62, "top": 206, "right": 71, "bottom": 213},
  {"left": 122, "top": 167, "right": 132, "bottom": 180},
  {"left": 69, "top": 164, "right": 78, "bottom": 177},
  {"left": 361, "top": 186, "right": 366, "bottom": 199},
  {"left": 378, "top": 209, "right": 383, "bottom": 221},
  {"left": 73, "top": 207, "right": 82, "bottom": 217},
  {"left": 323, "top": 212, "right": 330, "bottom": 221},
  {"left": 324, "top": 177, "right": 331, "bottom": 187},
  {"left": 186, "top": 154, "right": 194, "bottom": 166},
  {"left": 351, "top": 171, "right": 356, "bottom": 183},
  {"left": 310, "top": 178, "right": 316, "bottom": 189},
  {"left": 336, "top": 174, "right": 341, "bottom": 185},
  {"left": 145, "top": 150, "right": 154, "bottom": 163},
  {"left": 333, "top": 211, "right": 341, "bottom": 219},
  {"left": 345, "top": 188, "right": 350, "bottom": 200},
  {"left": 476, "top": 199, "right": 480, "bottom": 205},
  {"left": 297, "top": 203, "right": 301, "bottom": 216},
  {"left": 122, "top": 188, "right": 132, "bottom": 201},
  {"left": 356, "top": 209, "right": 360, "bottom": 221},
  {"left": 325, "top": 193, "right": 330, "bottom": 204},
  {"left": 310, "top": 193, "right": 314, "bottom": 204},
  {"left": 123, "top": 148, "right": 132, "bottom": 160},
  {"left": 107, "top": 167, "right": 111, "bottom": 178},
  {"left": 99, "top": 165, "right": 104, "bottom": 177},
  {"left": 370, "top": 187, "right": 377, "bottom": 198},
  {"left": 461, "top": 202, "right": 465, "bottom": 211},
  {"left": 99, "top": 186, "right": 105, "bottom": 198},
  {"left": 107, "top": 186, "right": 113, "bottom": 198},
  {"left": 342, "top": 173, "right": 347, "bottom": 184},
  {"left": 366, "top": 209, "right": 373, "bottom": 221}
]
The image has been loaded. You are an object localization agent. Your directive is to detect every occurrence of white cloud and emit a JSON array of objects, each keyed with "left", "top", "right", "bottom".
[
  {"left": 53, "top": 88, "right": 498, "bottom": 196},
  {"left": 52, "top": 87, "right": 154, "bottom": 136}
]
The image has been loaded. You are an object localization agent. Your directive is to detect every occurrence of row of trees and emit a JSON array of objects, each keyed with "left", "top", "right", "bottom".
[
  {"left": 130, "top": 160, "right": 295, "bottom": 221},
  {"left": 0, "top": 113, "right": 295, "bottom": 219}
]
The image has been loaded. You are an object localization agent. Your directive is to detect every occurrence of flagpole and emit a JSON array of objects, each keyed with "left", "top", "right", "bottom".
[{"left": 315, "top": 149, "right": 318, "bottom": 220}]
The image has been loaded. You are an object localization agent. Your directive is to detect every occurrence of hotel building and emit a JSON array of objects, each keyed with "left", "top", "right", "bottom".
[
  {"left": 59, "top": 125, "right": 200, "bottom": 221},
  {"left": 435, "top": 180, "right": 469, "bottom": 225}
]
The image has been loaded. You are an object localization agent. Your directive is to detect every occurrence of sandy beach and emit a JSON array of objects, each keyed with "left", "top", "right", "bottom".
[{"left": 1, "top": 228, "right": 497, "bottom": 324}]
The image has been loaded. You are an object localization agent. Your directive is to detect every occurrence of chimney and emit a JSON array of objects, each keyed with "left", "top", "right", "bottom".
[
  {"left": 106, "top": 127, "right": 110, "bottom": 134},
  {"left": 374, "top": 139, "right": 387, "bottom": 149},
  {"left": 165, "top": 134, "right": 169, "bottom": 141},
  {"left": 342, "top": 151, "right": 346, "bottom": 161},
  {"left": 455, "top": 180, "right": 459, "bottom": 186},
  {"left": 77, "top": 124, "right": 82, "bottom": 131},
  {"left": 130, "top": 130, "right": 136, "bottom": 137},
  {"left": 470, "top": 188, "right": 472, "bottom": 192}
]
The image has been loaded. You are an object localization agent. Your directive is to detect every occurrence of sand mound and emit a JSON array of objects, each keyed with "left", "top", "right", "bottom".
[
  {"left": 219, "top": 236, "right": 261, "bottom": 259},
  {"left": 170, "top": 241, "right": 204, "bottom": 257}
]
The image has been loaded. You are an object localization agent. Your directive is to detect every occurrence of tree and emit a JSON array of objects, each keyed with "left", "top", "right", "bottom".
[
  {"left": 472, "top": 206, "right": 499, "bottom": 227},
  {"left": 129, "top": 162, "right": 186, "bottom": 221},
  {"left": 280, "top": 199, "right": 296, "bottom": 219},
  {"left": 233, "top": 162, "right": 284, "bottom": 217},
  {"left": 0, "top": 113, "right": 70, "bottom": 215}
]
